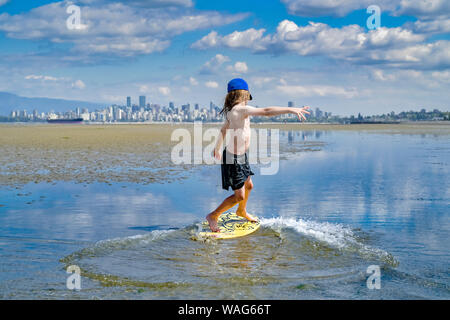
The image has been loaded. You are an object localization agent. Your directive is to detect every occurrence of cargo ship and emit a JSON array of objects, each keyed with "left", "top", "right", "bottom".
[{"left": 47, "top": 118, "right": 83, "bottom": 124}]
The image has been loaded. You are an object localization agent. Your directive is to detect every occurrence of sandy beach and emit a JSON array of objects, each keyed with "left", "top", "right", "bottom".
[
  {"left": 0, "top": 124, "right": 190, "bottom": 187},
  {"left": 1, "top": 122, "right": 448, "bottom": 188}
]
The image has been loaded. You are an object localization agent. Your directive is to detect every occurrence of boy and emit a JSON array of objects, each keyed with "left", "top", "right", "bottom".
[{"left": 206, "top": 78, "right": 310, "bottom": 232}]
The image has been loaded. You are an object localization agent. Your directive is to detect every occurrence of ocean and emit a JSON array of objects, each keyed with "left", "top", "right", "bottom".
[{"left": 0, "top": 124, "right": 449, "bottom": 299}]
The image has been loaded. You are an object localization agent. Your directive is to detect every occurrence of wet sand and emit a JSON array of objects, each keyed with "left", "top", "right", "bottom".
[
  {"left": 253, "top": 121, "right": 450, "bottom": 134},
  {"left": 0, "top": 124, "right": 192, "bottom": 187},
  {"left": 0, "top": 122, "right": 448, "bottom": 187}
]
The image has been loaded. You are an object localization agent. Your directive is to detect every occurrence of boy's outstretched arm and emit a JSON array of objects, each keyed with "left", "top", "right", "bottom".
[
  {"left": 244, "top": 105, "right": 311, "bottom": 121},
  {"left": 214, "top": 120, "right": 229, "bottom": 160}
]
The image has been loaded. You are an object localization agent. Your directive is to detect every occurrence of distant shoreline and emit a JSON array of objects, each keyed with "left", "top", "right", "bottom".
[{"left": 1, "top": 120, "right": 449, "bottom": 126}]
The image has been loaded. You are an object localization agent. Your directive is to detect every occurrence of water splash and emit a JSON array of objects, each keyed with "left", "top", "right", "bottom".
[{"left": 260, "top": 217, "right": 399, "bottom": 267}]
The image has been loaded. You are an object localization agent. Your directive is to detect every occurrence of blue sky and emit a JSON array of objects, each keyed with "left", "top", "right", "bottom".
[{"left": 0, "top": 0, "right": 449, "bottom": 115}]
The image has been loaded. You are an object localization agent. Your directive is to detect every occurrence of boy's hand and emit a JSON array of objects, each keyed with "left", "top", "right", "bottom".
[
  {"left": 214, "top": 149, "right": 222, "bottom": 161},
  {"left": 293, "top": 106, "right": 311, "bottom": 121}
]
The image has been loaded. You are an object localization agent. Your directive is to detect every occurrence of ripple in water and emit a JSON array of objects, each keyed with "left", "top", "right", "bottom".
[{"left": 61, "top": 218, "right": 399, "bottom": 299}]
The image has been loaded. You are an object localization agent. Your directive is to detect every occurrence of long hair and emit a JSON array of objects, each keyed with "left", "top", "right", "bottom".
[{"left": 219, "top": 90, "right": 251, "bottom": 117}]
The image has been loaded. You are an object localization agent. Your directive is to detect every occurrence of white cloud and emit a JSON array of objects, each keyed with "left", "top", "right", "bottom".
[
  {"left": 192, "top": 28, "right": 266, "bottom": 50},
  {"left": 25, "top": 74, "right": 62, "bottom": 81},
  {"left": 0, "top": 1, "right": 247, "bottom": 61},
  {"left": 21, "top": 73, "right": 91, "bottom": 92},
  {"left": 189, "top": 77, "right": 198, "bottom": 86},
  {"left": 410, "top": 17, "right": 450, "bottom": 34},
  {"left": 139, "top": 84, "right": 150, "bottom": 93},
  {"left": 226, "top": 61, "right": 248, "bottom": 74},
  {"left": 371, "top": 69, "right": 396, "bottom": 81},
  {"left": 396, "top": 0, "right": 450, "bottom": 19},
  {"left": 191, "top": 31, "right": 220, "bottom": 50},
  {"left": 79, "top": 0, "right": 194, "bottom": 8},
  {"left": 280, "top": 0, "right": 392, "bottom": 17},
  {"left": 200, "top": 54, "right": 230, "bottom": 74},
  {"left": 251, "top": 76, "right": 278, "bottom": 87},
  {"left": 364, "top": 27, "right": 424, "bottom": 48},
  {"left": 72, "top": 80, "right": 86, "bottom": 89},
  {"left": 365, "top": 40, "right": 450, "bottom": 69},
  {"left": 136, "top": 82, "right": 173, "bottom": 96},
  {"left": 192, "top": 20, "right": 450, "bottom": 70},
  {"left": 366, "top": 68, "right": 449, "bottom": 89},
  {"left": 276, "top": 84, "right": 358, "bottom": 98},
  {"left": 158, "top": 86, "right": 171, "bottom": 95},
  {"left": 431, "top": 70, "right": 450, "bottom": 82},
  {"left": 205, "top": 81, "right": 219, "bottom": 88},
  {"left": 193, "top": 20, "right": 424, "bottom": 55},
  {"left": 281, "top": 0, "right": 450, "bottom": 18},
  {"left": 200, "top": 55, "right": 250, "bottom": 76},
  {"left": 25, "top": 74, "right": 89, "bottom": 90}
]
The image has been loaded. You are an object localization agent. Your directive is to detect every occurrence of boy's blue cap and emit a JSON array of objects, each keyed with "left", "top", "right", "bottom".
[{"left": 227, "top": 78, "right": 252, "bottom": 100}]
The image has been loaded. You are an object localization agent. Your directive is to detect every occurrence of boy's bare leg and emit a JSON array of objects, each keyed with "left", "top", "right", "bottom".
[
  {"left": 206, "top": 187, "right": 245, "bottom": 232},
  {"left": 236, "top": 177, "right": 258, "bottom": 222}
]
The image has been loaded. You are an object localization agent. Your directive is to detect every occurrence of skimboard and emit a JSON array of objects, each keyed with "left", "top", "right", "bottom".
[{"left": 199, "top": 211, "right": 260, "bottom": 239}]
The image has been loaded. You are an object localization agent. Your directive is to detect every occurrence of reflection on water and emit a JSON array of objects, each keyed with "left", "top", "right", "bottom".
[
  {"left": 0, "top": 128, "right": 449, "bottom": 299},
  {"left": 281, "top": 129, "right": 325, "bottom": 143}
]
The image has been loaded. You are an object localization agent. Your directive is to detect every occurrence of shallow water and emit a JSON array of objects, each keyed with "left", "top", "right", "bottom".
[{"left": 0, "top": 127, "right": 449, "bottom": 299}]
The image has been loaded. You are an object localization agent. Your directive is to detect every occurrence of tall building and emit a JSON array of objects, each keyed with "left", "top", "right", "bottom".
[
  {"left": 181, "top": 104, "right": 191, "bottom": 113},
  {"left": 288, "top": 101, "right": 295, "bottom": 108},
  {"left": 139, "top": 96, "right": 146, "bottom": 109},
  {"left": 115, "top": 108, "right": 122, "bottom": 121},
  {"left": 315, "top": 107, "right": 322, "bottom": 119},
  {"left": 127, "top": 96, "right": 131, "bottom": 108}
]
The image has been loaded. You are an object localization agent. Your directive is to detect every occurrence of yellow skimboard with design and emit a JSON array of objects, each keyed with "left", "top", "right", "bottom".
[{"left": 199, "top": 211, "right": 260, "bottom": 239}]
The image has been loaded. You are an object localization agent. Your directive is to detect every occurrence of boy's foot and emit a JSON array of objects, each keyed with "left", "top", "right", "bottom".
[
  {"left": 236, "top": 210, "right": 258, "bottom": 222},
  {"left": 206, "top": 213, "right": 220, "bottom": 232}
]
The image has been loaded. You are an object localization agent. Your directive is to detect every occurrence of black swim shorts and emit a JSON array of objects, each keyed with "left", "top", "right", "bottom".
[{"left": 221, "top": 148, "right": 254, "bottom": 191}]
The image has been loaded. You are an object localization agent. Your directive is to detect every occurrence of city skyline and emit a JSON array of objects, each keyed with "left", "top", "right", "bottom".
[
  {"left": 0, "top": 1, "right": 448, "bottom": 116},
  {"left": 6, "top": 93, "right": 448, "bottom": 123}
]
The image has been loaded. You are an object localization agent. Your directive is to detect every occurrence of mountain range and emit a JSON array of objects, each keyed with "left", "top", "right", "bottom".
[{"left": 0, "top": 91, "right": 107, "bottom": 115}]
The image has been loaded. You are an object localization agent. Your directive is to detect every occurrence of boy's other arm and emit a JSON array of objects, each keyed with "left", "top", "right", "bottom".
[
  {"left": 243, "top": 105, "right": 311, "bottom": 121},
  {"left": 214, "top": 120, "right": 229, "bottom": 160}
]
